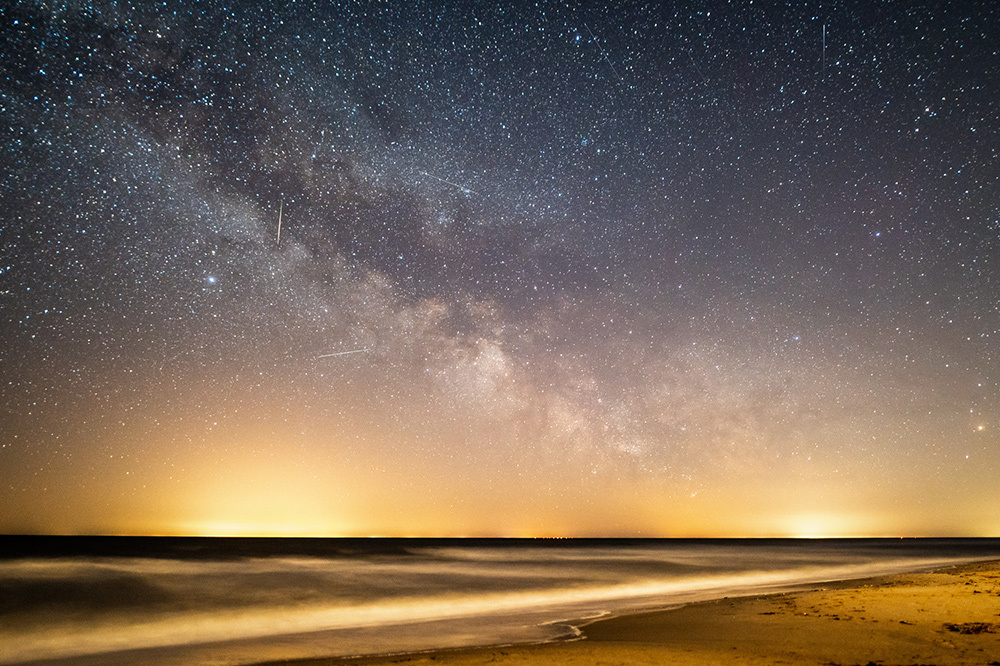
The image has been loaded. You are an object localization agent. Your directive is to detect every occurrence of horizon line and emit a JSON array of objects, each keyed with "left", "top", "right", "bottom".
[{"left": 3, "top": 533, "right": 995, "bottom": 540}]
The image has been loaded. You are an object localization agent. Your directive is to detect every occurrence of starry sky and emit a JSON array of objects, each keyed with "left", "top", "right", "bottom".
[{"left": 2, "top": 0, "right": 999, "bottom": 537}]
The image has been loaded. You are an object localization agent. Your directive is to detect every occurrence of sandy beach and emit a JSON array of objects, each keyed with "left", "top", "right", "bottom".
[{"left": 266, "top": 559, "right": 1000, "bottom": 666}]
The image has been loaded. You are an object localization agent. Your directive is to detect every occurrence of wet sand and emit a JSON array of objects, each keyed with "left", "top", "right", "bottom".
[{"left": 264, "top": 560, "right": 1000, "bottom": 666}]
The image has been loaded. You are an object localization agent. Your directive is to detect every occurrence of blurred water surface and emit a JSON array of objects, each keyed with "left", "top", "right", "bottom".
[{"left": 3, "top": 537, "right": 999, "bottom": 665}]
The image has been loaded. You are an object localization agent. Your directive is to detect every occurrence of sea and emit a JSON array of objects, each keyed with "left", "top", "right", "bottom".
[{"left": 3, "top": 537, "right": 999, "bottom": 665}]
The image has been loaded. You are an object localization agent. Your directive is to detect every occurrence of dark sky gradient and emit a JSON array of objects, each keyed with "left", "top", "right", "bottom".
[{"left": 2, "top": 1, "right": 999, "bottom": 536}]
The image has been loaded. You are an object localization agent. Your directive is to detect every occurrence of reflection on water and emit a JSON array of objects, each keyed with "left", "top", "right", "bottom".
[{"left": 2, "top": 538, "right": 999, "bottom": 665}]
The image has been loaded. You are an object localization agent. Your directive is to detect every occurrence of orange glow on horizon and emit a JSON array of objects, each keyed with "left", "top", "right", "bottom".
[{"left": 4, "top": 426, "right": 998, "bottom": 538}]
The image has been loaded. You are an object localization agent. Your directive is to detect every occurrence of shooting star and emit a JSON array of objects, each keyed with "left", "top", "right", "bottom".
[
  {"left": 685, "top": 49, "right": 708, "bottom": 85},
  {"left": 417, "top": 171, "right": 478, "bottom": 195},
  {"left": 822, "top": 23, "right": 826, "bottom": 77},
  {"left": 317, "top": 348, "right": 368, "bottom": 359},
  {"left": 584, "top": 22, "right": 622, "bottom": 82},
  {"left": 276, "top": 201, "right": 283, "bottom": 246}
]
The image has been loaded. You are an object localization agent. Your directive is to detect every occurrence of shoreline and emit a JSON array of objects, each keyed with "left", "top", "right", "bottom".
[{"left": 257, "top": 559, "right": 1000, "bottom": 666}]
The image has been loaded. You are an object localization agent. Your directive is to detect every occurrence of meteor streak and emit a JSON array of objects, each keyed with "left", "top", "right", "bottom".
[
  {"left": 276, "top": 201, "right": 283, "bottom": 246},
  {"left": 417, "top": 171, "right": 478, "bottom": 195},
  {"left": 584, "top": 22, "right": 622, "bottom": 82},
  {"left": 317, "top": 349, "right": 368, "bottom": 359}
]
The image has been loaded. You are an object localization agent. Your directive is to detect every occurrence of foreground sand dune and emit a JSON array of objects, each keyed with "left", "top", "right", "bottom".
[{"left": 268, "top": 560, "right": 1000, "bottom": 666}]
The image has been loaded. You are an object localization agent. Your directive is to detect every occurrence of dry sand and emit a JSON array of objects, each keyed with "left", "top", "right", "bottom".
[{"left": 265, "top": 560, "right": 1000, "bottom": 666}]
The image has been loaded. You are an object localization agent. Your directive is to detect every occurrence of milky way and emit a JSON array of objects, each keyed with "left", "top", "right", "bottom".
[{"left": 2, "top": 1, "right": 999, "bottom": 536}]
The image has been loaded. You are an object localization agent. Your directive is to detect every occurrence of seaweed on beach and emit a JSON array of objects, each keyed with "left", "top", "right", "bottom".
[{"left": 942, "top": 621, "right": 998, "bottom": 634}]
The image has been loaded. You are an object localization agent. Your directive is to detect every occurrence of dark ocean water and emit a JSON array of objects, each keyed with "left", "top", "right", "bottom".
[{"left": 3, "top": 537, "right": 999, "bottom": 665}]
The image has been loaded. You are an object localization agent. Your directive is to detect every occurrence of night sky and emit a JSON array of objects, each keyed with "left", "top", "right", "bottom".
[{"left": 2, "top": 1, "right": 999, "bottom": 537}]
